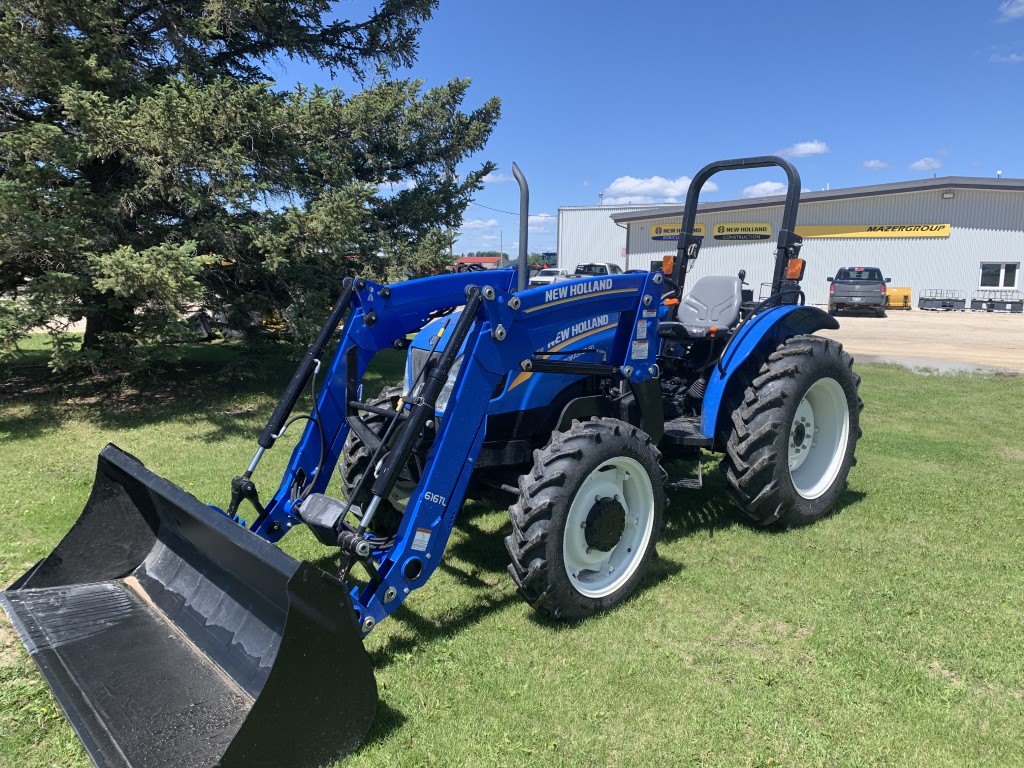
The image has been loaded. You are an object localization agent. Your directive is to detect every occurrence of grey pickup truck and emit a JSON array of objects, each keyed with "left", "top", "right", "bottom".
[{"left": 827, "top": 266, "right": 892, "bottom": 316}]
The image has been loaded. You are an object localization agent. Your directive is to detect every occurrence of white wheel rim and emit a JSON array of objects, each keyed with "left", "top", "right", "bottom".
[
  {"left": 787, "top": 377, "right": 850, "bottom": 500},
  {"left": 562, "top": 456, "right": 655, "bottom": 598},
  {"left": 373, "top": 456, "right": 417, "bottom": 511},
  {"left": 386, "top": 479, "right": 417, "bottom": 512}
]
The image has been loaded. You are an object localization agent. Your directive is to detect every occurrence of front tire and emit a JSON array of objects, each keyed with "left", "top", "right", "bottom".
[
  {"left": 720, "top": 335, "right": 862, "bottom": 528},
  {"left": 505, "top": 418, "right": 665, "bottom": 620}
]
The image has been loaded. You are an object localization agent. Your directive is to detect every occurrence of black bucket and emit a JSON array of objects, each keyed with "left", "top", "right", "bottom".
[{"left": 0, "top": 444, "right": 377, "bottom": 768}]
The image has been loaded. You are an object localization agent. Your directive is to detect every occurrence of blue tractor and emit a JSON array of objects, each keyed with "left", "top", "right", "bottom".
[{"left": 2, "top": 157, "right": 861, "bottom": 768}]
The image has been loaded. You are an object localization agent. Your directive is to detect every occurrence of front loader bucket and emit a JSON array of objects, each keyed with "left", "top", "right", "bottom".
[{"left": 0, "top": 444, "right": 377, "bottom": 768}]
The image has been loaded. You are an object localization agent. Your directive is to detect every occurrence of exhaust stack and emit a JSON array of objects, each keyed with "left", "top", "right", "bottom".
[{"left": 512, "top": 161, "right": 529, "bottom": 292}]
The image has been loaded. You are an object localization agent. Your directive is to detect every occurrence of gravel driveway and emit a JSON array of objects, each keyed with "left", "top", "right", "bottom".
[{"left": 816, "top": 308, "right": 1024, "bottom": 373}]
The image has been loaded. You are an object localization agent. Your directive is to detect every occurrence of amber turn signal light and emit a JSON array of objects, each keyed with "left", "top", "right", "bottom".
[{"left": 785, "top": 258, "right": 806, "bottom": 280}]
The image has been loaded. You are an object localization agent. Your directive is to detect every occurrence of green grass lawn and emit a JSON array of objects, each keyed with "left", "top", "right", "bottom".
[{"left": 2, "top": 339, "right": 1022, "bottom": 768}]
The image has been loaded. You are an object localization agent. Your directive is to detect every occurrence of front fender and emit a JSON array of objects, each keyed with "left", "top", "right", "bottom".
[{"left": 701, "top": 305, "right": 839, "bottom": 437}]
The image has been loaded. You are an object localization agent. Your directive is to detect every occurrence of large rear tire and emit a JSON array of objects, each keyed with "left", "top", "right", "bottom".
[
  {"left": 505, "top": 418, "right": 665, "bottom": 620},
  {"left": 720, "top": 335, "right": 862, "bottom": 528}
]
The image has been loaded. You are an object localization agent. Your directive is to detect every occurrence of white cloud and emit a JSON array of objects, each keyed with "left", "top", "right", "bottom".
[
  {"left": 582, "top": 180, "right": 590, "bottom": 187},
  {"left": 461, "top": 218, "right": 499, "bottom": 231},
  {"left": 600, "top": 175, "right": 717, "bottom": 205},
  {"left": 778, "top": 140, "right": 830, "bottom": 158},
  {"left": 863, "top": 159, "right": 889, "bottom": 170},
  {"left": 528, "top": 213, "right": 555, "bottom": 234},
  {"left": 602, "top": 195, "right": 664, "bottom": 205},
  {"left": 991, "top": 51, "right": 1024, "bottom": 62},
  {"left": 998, "top": 0, "right": 1024, "bottom": 21},
  {"left": 742, "top": 181, "right": 787, "bottom": 198},
  {"left": 909, "top": 157, "right": 942, "bottom": 171},
  {"left": 482, "top": 172, "right": 512, "bottom": 183}
]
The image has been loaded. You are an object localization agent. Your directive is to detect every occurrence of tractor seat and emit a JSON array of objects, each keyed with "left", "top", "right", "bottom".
[
  {"left": 678, "top": 275, "right": 743, "bottom": 331},
  {"left": 658, "top": 275, "right": 743, "bottom": 340}
]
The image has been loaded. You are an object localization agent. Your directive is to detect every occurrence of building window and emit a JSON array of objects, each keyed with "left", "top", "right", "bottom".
[{"left": 980, "top": 262, "right": 1019, "bottom": 289}]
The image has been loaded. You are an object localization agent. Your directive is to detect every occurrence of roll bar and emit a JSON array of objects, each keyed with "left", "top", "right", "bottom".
[{"left": 672, "top": 156, "right": 803, "bottom": 301}]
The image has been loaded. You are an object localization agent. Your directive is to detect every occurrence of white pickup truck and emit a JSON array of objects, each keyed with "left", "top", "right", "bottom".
[
  {"left": 571, "top": 262, "right": 624, "bottom": 278},
  {"left": 529, "top": 267, "right": 570, "bottom": 287},
  {"left": 543, "top": 262, "right": 624, "bottom": 285}
]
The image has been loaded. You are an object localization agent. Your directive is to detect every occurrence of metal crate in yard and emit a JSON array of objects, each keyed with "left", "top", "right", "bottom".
[
  {"left": 969, "top": 290, "right": 1024, "bottom": 313},
  {"left": 918, "top": 289, "right": 966, "bottom": 311}
]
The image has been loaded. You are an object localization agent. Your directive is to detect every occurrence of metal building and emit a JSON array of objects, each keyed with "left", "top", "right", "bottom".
[
  {"left": 602, "top": 176, "right": 1024, "bottom": 308},
  {"left": 556, "top": 205, "right": 655, "bottom": 274}
]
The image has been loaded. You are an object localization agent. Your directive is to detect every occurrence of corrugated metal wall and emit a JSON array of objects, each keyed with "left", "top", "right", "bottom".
[
  {"left": 626, "top": 189, "right": 1024, "bottom": 306},
  {"left": 556, "top": 206, "right": 652, "bottom": 273}
]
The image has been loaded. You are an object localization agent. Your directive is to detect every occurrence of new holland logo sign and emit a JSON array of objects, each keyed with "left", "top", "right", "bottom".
[
  {"left": 651, "top": 223, "right": 706, "bottom": 241},
  {"left": 713, "top": 223, "right": 772, "bottom": 241}
]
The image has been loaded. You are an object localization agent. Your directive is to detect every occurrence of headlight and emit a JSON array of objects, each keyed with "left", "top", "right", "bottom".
[
  {"left": 435, "top": 354, "right": 464, "bottom": 414},
  {"left": 405, "top": 346, "right": 434, "bottom": 398}
]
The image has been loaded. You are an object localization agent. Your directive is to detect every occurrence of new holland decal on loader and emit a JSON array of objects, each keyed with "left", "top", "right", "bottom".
[{"left": 2, "top": 157, "right": 862, "bottom": 768}]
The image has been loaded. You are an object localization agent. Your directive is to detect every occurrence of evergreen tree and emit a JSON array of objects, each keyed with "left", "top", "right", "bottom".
[{"left": 0, "top": 0, "right": 500, "bottom": 367}]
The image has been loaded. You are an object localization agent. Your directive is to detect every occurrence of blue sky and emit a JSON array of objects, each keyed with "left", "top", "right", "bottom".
[{"left": 280, "top": 0, "right": 1024, "bottom": 255}]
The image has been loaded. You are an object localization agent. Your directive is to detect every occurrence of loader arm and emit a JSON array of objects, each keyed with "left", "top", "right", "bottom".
[{"left": 256, "top": 270, "right": 664, "bottom": 632}]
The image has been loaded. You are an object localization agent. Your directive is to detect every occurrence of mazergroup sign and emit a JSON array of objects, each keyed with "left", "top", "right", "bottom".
[{"left": 795, "top": 224, "right": 951, "bottom": 238}]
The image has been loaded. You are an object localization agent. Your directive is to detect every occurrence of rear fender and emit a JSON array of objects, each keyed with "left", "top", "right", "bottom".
[{"left": 700, "top": 305, "right": 839, "bottom": 438}]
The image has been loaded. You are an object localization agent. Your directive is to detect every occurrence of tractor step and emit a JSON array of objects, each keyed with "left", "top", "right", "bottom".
[
  {"left": 662, "top": 416, "right": 713, "bottom": 447},
  {"left": 665, "top": 477, "right": 702, "bottom": 490},
  {"left": 665, "top": 456, "right": 703, "bottom": 490}
]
